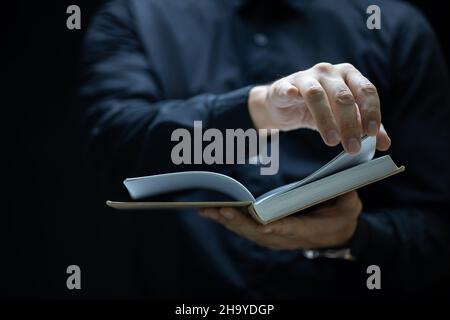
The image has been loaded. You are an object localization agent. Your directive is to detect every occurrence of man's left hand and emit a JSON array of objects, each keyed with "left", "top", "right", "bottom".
[{"left": 199, "top": 191, "right": 362, "bottom": 250}]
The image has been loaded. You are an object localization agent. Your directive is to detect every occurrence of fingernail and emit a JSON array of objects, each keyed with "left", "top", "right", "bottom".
[
  {"left": 262, "top": 228, "right": 273, "bottom": 234},
  {"left": 220, "top": 208, "right": 234, "bottom": 220},
  {"left": 347, "top": 137, "right": 361, "bottom": 154},
  {"left": 367, "top": 121, "right": 379, "bottom": 136},
  {"left": 326, "top": 130, "right": 340, "bottom": 145}
]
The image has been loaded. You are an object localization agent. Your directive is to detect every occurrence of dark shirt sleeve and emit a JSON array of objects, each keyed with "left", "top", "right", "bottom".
[
  {"left": 349, "top": 7, "right": 450, "bottom": 296},
  {"left": 80, "top": 1, "right": 254, "bottom": 180}
]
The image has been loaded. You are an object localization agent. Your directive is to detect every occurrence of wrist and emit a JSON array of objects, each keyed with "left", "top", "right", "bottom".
[
  {"left": 302, "top": 217, "right": 367, "bottom": 261},
  {"left": 248, "top": 85, "right": 272, "bottom": 129}
]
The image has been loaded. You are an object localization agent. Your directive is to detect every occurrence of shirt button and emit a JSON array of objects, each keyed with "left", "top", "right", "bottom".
[{"left": 253, "top": 33, "right": 268, "bottom": 46}]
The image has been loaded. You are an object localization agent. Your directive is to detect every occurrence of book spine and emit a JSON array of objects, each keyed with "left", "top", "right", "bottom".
[{"left": 248, "top": 205, "right": 268, "bottom": 225}]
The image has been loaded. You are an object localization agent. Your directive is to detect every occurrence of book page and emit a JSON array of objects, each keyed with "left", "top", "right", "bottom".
[
  {"left": 254, "top": 155, "right": 403, "bottom": 223},
  {"left": 124, "top": 171, "right": 255, "bottom": 201},
  {"left": 256, "top": 136, "right": 377, "bottom": 202}
]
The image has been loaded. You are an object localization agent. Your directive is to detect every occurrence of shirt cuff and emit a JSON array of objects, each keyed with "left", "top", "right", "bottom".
[{"left": 209, "top": 85, "right": 255, "bottom": 131}]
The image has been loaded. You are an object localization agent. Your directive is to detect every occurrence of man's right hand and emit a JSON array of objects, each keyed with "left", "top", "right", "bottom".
[{"left": 248, "top": 62, "right": 391, "bottom": 154}]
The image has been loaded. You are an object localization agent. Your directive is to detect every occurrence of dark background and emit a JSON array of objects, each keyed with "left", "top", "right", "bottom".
[{"left": 3, "top": 0, "right": 449, "bottom": 299}]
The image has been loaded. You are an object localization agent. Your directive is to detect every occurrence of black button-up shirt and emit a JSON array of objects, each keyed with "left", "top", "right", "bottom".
[{"left": 81, "top": 0, "right": 450, "bottom": 298}]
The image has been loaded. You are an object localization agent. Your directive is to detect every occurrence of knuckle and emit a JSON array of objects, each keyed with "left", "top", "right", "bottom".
[
  {"left": 304, "top": 85, "right": 325, "bottom": 101},
  {"left": 358, "top": 83, "right": 377, "bottom": 95},
  {"left": 335, "top": 90, "right": 355, "bottom": 105},
  {"left": 271, "top": 80, "right": 284, "bottom": 92},
  {"left": 339, "top": 62, "right": 355, "bottom": 71},
  {"left": 314, "top": 62, "right": 333, "bottom": 73},
  {"left": 273, "top": 83, "right": 285, "bottom": 96}
]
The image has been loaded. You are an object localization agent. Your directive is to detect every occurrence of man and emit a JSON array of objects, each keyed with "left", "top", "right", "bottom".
[{"left": 81, "top": 0, "right": 450, "bottom": 298}]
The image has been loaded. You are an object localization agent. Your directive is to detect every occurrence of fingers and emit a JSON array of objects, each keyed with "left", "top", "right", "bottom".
[
  {"left": 199, "top": 207, "right": 305, "bottom": 250},
  {"left": 200, "top": 207, "right": 300, "bottom": 239},
  {"left": 337, "top": 63, "right": 391, "bottom": 151},
  {"left": 317, "top": 69, "right": 362, "bottom": 154},
  {"left": 260, "top": 215, "right": 306, "bottom": 238},
  {"left": 199, "top": 192, "right": 362, "bottom": 250},
  {"left": 264, "top": 63, "right": 391, "bottom": 154},
  {"left": 200, "top": 207, "right": 262, "bottom": 240},
  {"left": 376, "top": 123, "right": 391, "bottom": 151},
  {"left": 338, "top": 63, "right": 381, "bottom": 136},
  {"left": 290, "top": 77, "right": 340, "bottom": 146}
]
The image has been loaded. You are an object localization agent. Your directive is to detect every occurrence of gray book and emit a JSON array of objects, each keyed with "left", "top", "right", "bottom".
[{"left": 107, "top": 136, "right": 405, "bottom": 224}]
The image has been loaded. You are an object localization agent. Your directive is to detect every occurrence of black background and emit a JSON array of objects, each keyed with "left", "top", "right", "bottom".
[{"left": 3, "top": 1, "right": 449, "bottom": 299}]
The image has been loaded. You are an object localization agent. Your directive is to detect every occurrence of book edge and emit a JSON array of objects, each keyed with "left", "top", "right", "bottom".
[
  {"left": 106, "top": 200, "right": 254, "bottom": 210},
  {"left": 252, "top": 165, "right": 405, "bottom": 224}
]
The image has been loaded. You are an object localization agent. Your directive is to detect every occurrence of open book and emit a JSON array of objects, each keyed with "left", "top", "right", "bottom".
[{"left": 107, "top": 136, "right": 404, "bottom": 224}]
